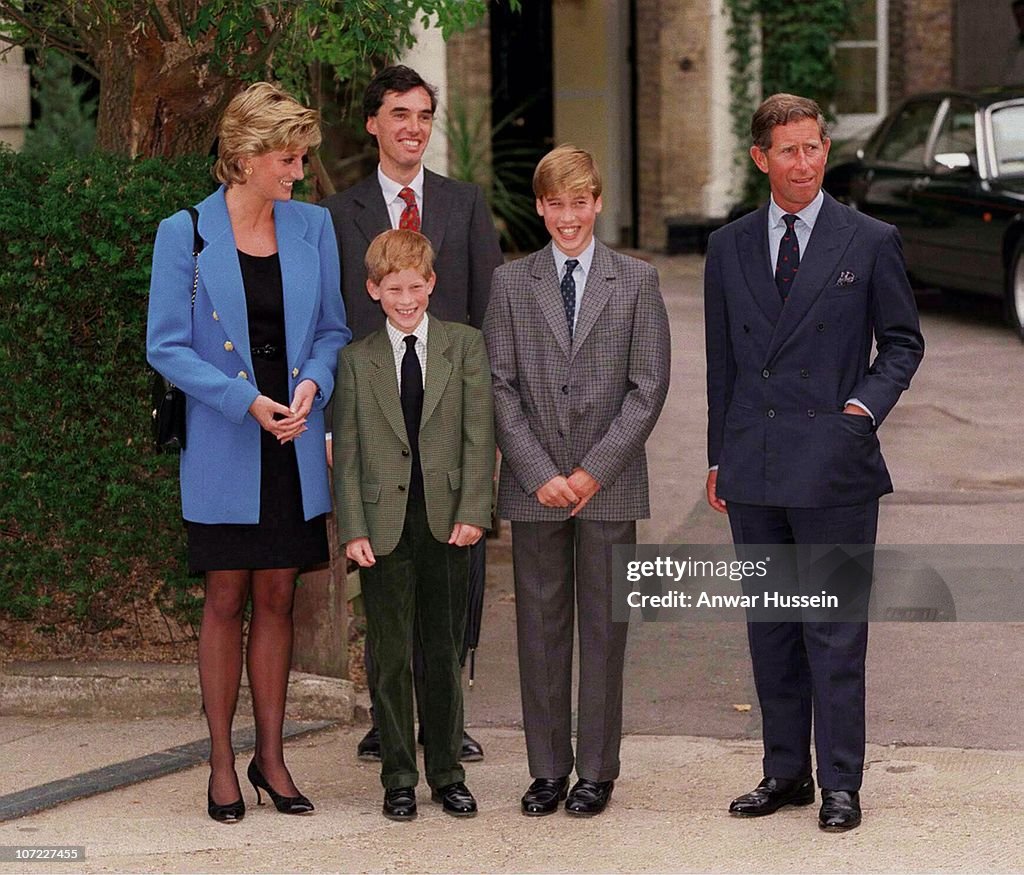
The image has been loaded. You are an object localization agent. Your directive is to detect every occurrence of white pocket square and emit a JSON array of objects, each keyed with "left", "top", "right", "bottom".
[{"left": 836, "top": 271, "right": 857, "bottom": 286}]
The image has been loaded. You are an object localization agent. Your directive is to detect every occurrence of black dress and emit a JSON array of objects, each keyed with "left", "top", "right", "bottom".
[{"left": 187, "top": 251, "right": 329, "bottom": 572}]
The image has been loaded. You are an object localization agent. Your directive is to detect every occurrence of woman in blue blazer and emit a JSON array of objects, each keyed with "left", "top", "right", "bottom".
[{"left": 147, "top": 83, "right": 350, "bottom": 822}]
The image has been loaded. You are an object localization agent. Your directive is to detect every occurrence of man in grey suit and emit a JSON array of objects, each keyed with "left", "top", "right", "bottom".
[
  {"left": 484, "top": 146, "right": 670, "bottom": 817},
  {"left": 322, "top": 64, "right": 504, "bottom": 762}
]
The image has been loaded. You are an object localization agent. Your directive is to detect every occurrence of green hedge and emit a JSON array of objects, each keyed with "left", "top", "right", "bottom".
[{"left": 0, "top": 149, "right": 215, "bottom": 624}]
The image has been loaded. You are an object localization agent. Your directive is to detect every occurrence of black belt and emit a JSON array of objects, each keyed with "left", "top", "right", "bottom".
[{"left": 251, "top": 344, "right": 281, "bottom": 360}]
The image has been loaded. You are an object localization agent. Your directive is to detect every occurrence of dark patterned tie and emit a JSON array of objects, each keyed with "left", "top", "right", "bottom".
[
  {"left": 774, "top": 213, "right": 800, "bottom": 301},
  {"left": 398, "top": 187, "right": 421, "bottom": 232},
  {"left": 560, "top": 258, "right": 579, "bottom": 338},
  {"left": 400, "top": 335, "right": 423, "bottom": 496}
]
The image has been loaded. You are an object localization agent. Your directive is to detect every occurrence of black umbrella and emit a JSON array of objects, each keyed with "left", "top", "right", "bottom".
[{"left": 461, "top": 536, "right": 487, "bottom": 685}]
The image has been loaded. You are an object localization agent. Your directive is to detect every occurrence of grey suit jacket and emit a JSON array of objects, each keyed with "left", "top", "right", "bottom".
[
  {"left": 333, "top": 316, "right": 496, "bottom": 556},
  {"left": 321, "top": 169, "right": 503, "bottom": 340},
  {"left": 483, "top": 241, "right": 671, "bottom": 522}
]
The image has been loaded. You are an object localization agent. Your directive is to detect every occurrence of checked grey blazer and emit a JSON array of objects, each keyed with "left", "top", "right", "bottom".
[{"left": 483, "top": 240, "right": 671, "bottom": 522}]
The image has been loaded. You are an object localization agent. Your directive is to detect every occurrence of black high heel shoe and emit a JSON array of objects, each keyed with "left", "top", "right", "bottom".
[
  {"left": 247, "top": 759, "right": 314, "bottom": 814},
  {"left": 207, "top": 777, "right": 245, "bottom": 823}
]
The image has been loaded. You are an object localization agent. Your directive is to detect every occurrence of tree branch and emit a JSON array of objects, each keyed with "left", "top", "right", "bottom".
[{"left": 147, "top": 2, "right": 174, "bottom": 42}]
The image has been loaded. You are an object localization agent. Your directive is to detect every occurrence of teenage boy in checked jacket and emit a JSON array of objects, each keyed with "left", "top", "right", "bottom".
[
  {"left": 483, "top": 146, "right": 671, "bottom": 817},
  {"left": 334, "top": 229, "right": 495, "bottom": 821}
]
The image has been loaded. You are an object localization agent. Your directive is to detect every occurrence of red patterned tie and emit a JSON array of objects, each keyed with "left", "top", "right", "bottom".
[{"left": 398, "top": 187, "right": 421, "bottom": 232}]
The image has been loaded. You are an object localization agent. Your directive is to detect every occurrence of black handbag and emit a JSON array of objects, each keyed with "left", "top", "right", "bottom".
[{"left": 151, "top": 206, "right": 203, "bottom": 451}]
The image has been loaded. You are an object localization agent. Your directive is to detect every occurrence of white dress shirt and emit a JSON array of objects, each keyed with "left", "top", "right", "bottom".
[
  {"left": 386, "top": 314, "right": 428, "bottom": 390},
  {"left": 378, "top": 165, "right": 425, "bottom": 230}
]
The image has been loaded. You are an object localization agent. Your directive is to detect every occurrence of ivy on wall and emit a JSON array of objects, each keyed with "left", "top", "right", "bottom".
[{"left": 724, "top": 0, "right": 862, "bottom": 206}]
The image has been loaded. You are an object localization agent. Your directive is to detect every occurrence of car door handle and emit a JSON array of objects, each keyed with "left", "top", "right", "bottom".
[{"left": 911, "top": 176, "right": 930, "bottom": 191}]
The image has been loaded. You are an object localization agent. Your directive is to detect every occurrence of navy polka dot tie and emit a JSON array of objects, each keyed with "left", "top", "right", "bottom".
[
  {"left": 560, "top": 259, "right": 579, "bottom": 338},
  {"left": 775, "top": 213, "right": 800, "bottom": 302}
]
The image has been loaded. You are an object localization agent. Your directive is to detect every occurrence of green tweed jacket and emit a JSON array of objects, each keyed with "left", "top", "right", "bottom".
[{"left": 333, "top": 315, "right": 496, "bottom": 556}]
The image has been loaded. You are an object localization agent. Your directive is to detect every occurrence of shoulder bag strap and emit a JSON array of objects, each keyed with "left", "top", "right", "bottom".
[{"left": 185, "top": 206, "right": 204, "bottom": 313}]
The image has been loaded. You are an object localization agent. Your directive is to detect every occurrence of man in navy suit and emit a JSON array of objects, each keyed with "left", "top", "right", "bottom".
[{"left": 703, "top": 93, "right": 924, "bottom": 831}]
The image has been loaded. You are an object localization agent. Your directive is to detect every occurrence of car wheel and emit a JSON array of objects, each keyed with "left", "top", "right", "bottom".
[{"left": 1007, "top": 238, "right": 1024, "bottom": 341}]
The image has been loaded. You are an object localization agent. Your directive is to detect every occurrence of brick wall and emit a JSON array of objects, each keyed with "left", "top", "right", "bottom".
[
  {"left": 635, "top": 0, "right": 713, "bottom": 250},
  {"left": 901, "top": 0, "right": 954, "bottom": 94}
]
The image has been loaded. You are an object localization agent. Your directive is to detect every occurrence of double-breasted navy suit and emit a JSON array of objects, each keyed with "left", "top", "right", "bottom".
[
  {"left": 146, "top": 187, "right": 350, "bottom": 524},
  {"left": 704, "top": 191, "right": 924, "bottom": 791},
  {"left": 705, "top": 193, "right": 924, "bottom": 506}
]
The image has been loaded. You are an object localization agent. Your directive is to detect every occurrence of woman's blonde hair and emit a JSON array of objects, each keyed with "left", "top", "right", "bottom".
[{"left": 214, "top": 82, "right": 322, "bottom": 186}]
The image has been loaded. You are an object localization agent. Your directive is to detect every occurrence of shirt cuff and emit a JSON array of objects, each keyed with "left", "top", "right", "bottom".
[{"left": 844, "top": 399, "right": 875, "bottom": 424}]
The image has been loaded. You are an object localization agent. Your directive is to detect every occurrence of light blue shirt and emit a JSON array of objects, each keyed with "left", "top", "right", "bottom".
[
  {"left": 552, "top": 237, "right": 596, "bottom": 332},
  {"left": 767, "top": 189, "right": 824, "bottom": 274}
]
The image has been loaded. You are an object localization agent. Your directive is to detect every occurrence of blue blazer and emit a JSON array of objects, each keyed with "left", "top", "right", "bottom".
[
  {"left": 147, "top": 187, "right": 351, "bottom": 524},
  {"left": 704, "top": 192, "right": 924, "bottom": 508}
]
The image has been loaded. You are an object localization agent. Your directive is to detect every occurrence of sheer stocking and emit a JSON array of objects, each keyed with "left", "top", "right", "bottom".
[
  {"left": 199, "top": 570, "right": 249, "bottom": 805},
  {"left": 248, "top": 567, "right": 300, "bottom": 797}
]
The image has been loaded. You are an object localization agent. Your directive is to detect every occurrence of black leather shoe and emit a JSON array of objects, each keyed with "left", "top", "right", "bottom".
[
  {"left": 430, "top": 781, "right": 478, "bottom": 817},
  {"left": 521, "top": 777, "right": 569, "bottom": 816},
  {"left": 460, "top": 731, "right": 485, "bottom": 762},
  {"left": 383, "top": 786, "right": 417, "bottom": 821},
  {"left": 729, "top": 776, "right": 815, "bottom": 816},
  {"left": 207, "top": 779, "right": 245, "bottom": 823},
  {"left": 357, "top": 726, "right": 381, "bottom": 761},
  {"left": 247, "top": 760, "right": 314, "bottom": 814},
  {"left": 819, "top": 789, "right": 861, "bottom": 831},
  {"left": 565, "top": 778, "right": 614, "bottom": 816}
]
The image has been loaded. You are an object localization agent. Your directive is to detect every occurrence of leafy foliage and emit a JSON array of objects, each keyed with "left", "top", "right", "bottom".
[
  {"left": 444, "top": 99, "right": 543, "bottom": 252},
  {"left": 0, "top": 1, "right": 517, "bottom": 156},
  {"left": 0, "top": 149, "right": 215, "bottom": 623},
  {"left": 21, "top": 49, "right": 97, "bottom": 160},
  {"left": 724, "top": 0, "right": 862, "bottom": 206}
]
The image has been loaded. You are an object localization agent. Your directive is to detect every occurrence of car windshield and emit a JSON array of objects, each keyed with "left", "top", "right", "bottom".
[{"left": 992, "top": 103, "right": 1024, "bottom": 176}]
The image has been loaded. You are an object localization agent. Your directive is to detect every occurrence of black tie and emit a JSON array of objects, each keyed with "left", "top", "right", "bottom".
[
  {"left": 400, "top": 334, "right": 423, "bottom": 497},
  {"left": 775, "top": 213, "right": 800, "bottom": 301},
  {"left": 560, "top": 258, "right": 579, "bottom": 338}
]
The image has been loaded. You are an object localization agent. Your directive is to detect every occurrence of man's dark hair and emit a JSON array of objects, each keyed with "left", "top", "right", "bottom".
[
  {"left": 750, "top": 93, "right": 829, "bottom": 151},
  {"left": 362, "top": 65, "right": 438, "bottom": 120}
]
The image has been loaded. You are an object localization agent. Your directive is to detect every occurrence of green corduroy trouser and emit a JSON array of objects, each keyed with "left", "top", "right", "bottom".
[{"left": 360, "top": 493, "right": 469, "bottom": 790}]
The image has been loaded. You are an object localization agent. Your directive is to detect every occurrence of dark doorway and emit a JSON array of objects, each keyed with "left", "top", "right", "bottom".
[{"left": 490, "top": 0, "right": 554, "bottom": 251}]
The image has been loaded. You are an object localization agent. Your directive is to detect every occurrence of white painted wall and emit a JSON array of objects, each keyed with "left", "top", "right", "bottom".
[
  {"left": 0, "top": 41, "right": 31, "bottom": 150},
  {"left": 402, "top": 17, "right": 449, "bottom": 176},
  {"left": 703, "top": 2, "right": 743, "bottom": 218}
]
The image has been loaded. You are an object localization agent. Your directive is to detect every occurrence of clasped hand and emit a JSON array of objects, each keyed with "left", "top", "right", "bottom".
[
  {"left": 536, "top": 468, "right": 600, "bottom": 517},
  {"left": 346, "top": 522, "right": 483, "bottom": 569},
  {"left": 248, "top": 379, "right": 317, "bottom": 444}
]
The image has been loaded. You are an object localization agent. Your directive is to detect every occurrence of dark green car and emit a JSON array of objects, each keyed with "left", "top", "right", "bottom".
[{"left": 824, "top": 88, "right": 1024, "bottom": 338}]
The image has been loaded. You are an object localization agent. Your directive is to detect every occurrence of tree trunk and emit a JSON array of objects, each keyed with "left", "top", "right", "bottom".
[{"left": 93, "top": 12, "right": 240, "bottom": 157}]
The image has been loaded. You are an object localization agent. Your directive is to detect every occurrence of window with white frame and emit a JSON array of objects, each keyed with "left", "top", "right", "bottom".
[{"left": 833, "top": 0, "right": 889, "bottom": 140}]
